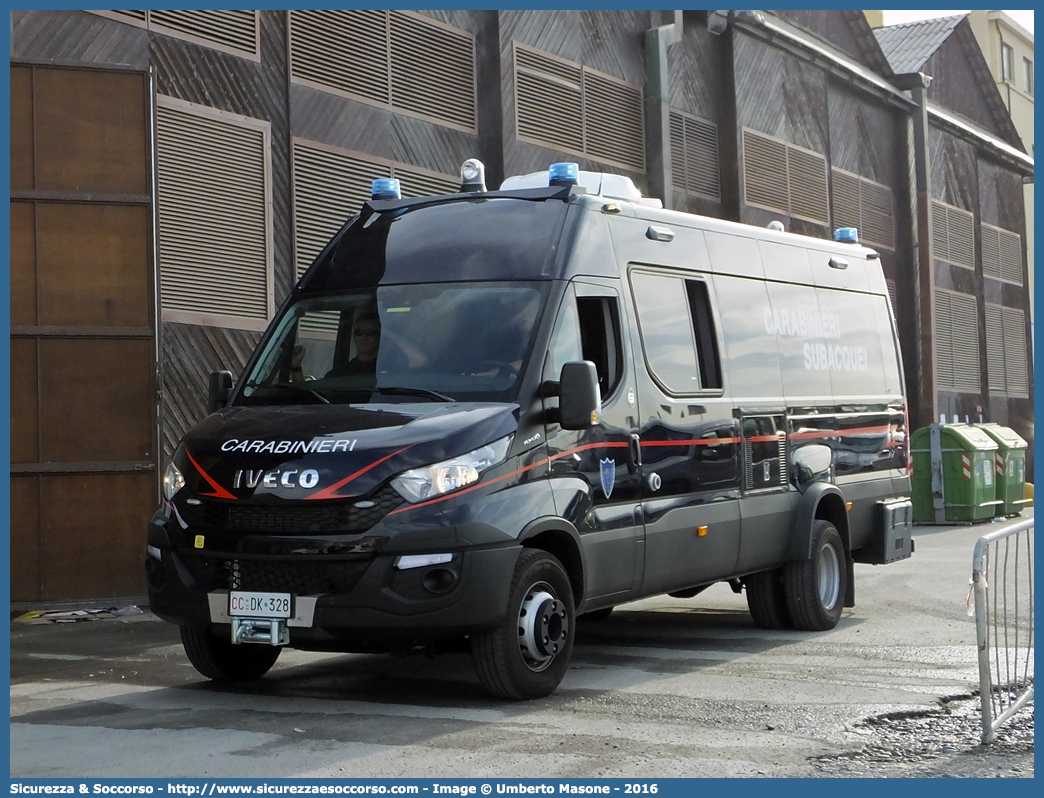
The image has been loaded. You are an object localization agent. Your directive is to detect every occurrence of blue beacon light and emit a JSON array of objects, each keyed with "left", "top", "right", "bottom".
[
  {"left": 371, "top": 178, "right": 401, "bottom": 200},
  {"left": 549, "top": 162, "right": 579, "bottom": 187},
  {"left": 834, "top": 227, "right": 859, "bottom": 244}
]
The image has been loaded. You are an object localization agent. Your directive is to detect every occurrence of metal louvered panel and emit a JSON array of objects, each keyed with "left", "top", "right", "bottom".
[
  {"left": 743, "top": 130, "right": 788, "bottom": 214},
  {"left": 860, "top": 179, "right": 894, "bottom": 250},
  {"left": 885, "top": 279, "right": 897, "bottom": 320},
  {"left": 931, "top": 200, "right": 949, "bottom": 263},
  {"left": 669, "top": 112, "right": 686, "bottom": 190},
  {"left": 935, "top": 291, "right": 955, "bottom": 392},
  {"left": 998, "top": 228, "right": 1023, "bottom": 285},
  {"left": 984, "top": 303, "right": 1006, "bottom": 393},
  {"left": 831, "top": 168, "right": 861, "bottom": 230},
  {"left": 290, "top": 10, "right": 390, "bottom": 105},
  {"left": 786, "top": 146, "right": 829, "bottom": 225},
  {"left": 671, "top": 110, "right": 719, "bottom": 201},
  {"left": 157, "top": 99, "right": 271, "bottom": 325},
  {"left": 149, "top": 10, "right": 258, "bottom": 57},
  {"left": 935, "top": 289, "right": 980, "bottom": 393},
  {"left": 392, "top": 166, "right": 459, "bottom": 198},
  {"left": 946, "top": 205, "right": 975, "bottom": 269},
  {"left": 102, "top": 10, "right": 147, "bottom": 24},
  {"left": 981, "top": 224, "right": 1002, "bottom": 280},
  {"left": 516, "top": 69, "right": 583, "bottom": 152},
  {"left": 390, "top": 12, "right": 476, "bottom": 130},
  {"left": 515, "top": 46, "right": 582, "bottom": 86},
  {"left": 1002, "top": 306, "right": 1029, "bottom": 397},
  {"left": 583, "top": 71, "right": 644, "bottom": 171},
  {"left": 292, "top": 143, "right": 385, "bottom": 278}
]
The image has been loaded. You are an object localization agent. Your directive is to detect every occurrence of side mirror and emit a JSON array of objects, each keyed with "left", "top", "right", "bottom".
[
  {"left": 208, "top": 370, "right": 234, "bottom": 413},
  {"left": 558, "top": 361, "right": 600, "bottom": 430}
]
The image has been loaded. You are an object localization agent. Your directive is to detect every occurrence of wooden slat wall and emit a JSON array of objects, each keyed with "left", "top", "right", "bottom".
[{"left": 161, "top": 323, "right": 263, "bottom": 456}]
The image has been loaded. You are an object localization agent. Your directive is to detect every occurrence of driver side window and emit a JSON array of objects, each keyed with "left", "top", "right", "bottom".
[{"left": 545, "top": 293, "right": 583, "bottom": 379}]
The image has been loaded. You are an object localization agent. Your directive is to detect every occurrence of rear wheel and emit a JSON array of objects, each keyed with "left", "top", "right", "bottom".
[
  {"left": 471, "top": 549, "right": 575, "bottom": 700},
  {"left": 180, "top": 627, "right": 281, "bottom": 682},
  {"left": 784, "top": 520, "right": 846, "bottom": 631},
  {"left": 745, "top": 567, "right": 791, "bottom": 629}
]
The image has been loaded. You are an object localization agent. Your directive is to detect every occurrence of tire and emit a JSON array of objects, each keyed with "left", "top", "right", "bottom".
[
  {"left": 180, "top": 627, "right": 281, "bottom": 682},
  {"left": 784, "top": 520, "right": 846, "bottom": 631},
  {"left": 745, "top": 568, "right": 791, "bottom": 629},
  {"left": 579, "top": 606, "right": 614, "bottom": 623},
  {"left": 471, "top": 549, "right": 576, "bottom": 700}
]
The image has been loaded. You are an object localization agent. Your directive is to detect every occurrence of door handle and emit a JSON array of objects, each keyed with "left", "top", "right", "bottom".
[{"left": 628, "top": 434, "right": 642, "bottom": 469}]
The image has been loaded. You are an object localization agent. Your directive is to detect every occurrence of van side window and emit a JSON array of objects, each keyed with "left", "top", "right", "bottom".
[
  {"left": 630, "top": 271, "right": 722, "bottom": 394},
  {"left": 577, "top": 296, "right": 623, "bottom": 398},
  {"left": 686, "top": 280, "right": 722, "bottom": 389},
  {"left": 545, "top": 296, "right": 583, "bottom": 379}
]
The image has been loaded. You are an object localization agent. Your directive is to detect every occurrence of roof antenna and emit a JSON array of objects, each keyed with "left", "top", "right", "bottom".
[{"left": 767, "top": 220, "right": 785, "bottom": 232}]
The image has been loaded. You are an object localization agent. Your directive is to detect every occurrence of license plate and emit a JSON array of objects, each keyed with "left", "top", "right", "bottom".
[{"left": 229, "top": 591, "right": 292, "bottom": 619}]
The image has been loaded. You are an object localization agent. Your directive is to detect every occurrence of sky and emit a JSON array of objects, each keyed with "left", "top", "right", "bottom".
[{"left": 882, "top": 9, "right": 1034, "bottom": 35}]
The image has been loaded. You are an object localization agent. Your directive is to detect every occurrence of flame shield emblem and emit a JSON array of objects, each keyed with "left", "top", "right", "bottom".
[{"left": 599, "top": 457, "right": 616, "bottom": 500}]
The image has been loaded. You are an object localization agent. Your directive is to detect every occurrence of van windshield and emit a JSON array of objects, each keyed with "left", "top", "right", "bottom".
[{"left": 239, "top": 282, "right": 547, "bottom": 405}]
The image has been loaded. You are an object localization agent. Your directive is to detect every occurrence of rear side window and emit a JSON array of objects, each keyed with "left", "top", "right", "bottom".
[{"left": 629, "top": 270, "right": 722, "bottom": 394}]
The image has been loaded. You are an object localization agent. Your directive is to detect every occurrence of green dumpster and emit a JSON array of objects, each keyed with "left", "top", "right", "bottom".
[
  {"left": 911, "top": 423, "right": 1000, "bottom": 523},
  {"left": 974, "top": 423, "right": 1028, "bottom": 517}
]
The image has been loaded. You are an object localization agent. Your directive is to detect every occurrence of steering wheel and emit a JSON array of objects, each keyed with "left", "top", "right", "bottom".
[{"left": 469, "top": 360, "right": 520, "bottom": 381}]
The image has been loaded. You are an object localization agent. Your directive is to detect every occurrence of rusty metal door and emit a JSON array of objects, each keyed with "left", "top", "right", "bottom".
[{"left": 10, "top": 63, "right": 158, "bottom": 605}]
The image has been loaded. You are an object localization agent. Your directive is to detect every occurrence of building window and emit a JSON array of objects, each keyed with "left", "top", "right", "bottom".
[
  {"left": 156, "top": 97, "right": 272, "bottom": 330},
  {"left": 292, "top": 141, "right": 459, "bottom": 278},
  {"left": 935, "top": 289, "right": 980, "bottom": 394},
  {"left": 985, "top": 304, "right": 1029, "bottom": 397},
  {"left": 831, "top": 167, "right": 895, "bottom": 250},
  {"left": 1001, "top": 42, "right": 1015, "bottom": 82},
  {"left": 289, "top": 11, "right": 477, "bottom": 132},
  {"left": 513, "top": 43, "right": 645, "bottom": 172},
  {"left": 90, "top": 10, "right": 260, "bottom": 60},
  {"left": 742, "top": 129, "right": 829, "bottom": 225},
  {"left": 980, "top": 222, "right": 1023, "bottom": 285},
  {"left": 931, "top": 199, "right": 975, "bottom": 270},
  {"left": 1025, "top": 57, "right": 1033, "bottom": 95}
]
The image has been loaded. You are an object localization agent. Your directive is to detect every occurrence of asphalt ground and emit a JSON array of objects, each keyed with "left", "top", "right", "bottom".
[{"left": 9, "top": 510, "right": 1033, "bottom": 778}]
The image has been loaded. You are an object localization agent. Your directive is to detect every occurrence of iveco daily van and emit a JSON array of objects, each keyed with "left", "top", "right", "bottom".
[{"left": 147, "top": 160, "right": 913, "bottom": 699}]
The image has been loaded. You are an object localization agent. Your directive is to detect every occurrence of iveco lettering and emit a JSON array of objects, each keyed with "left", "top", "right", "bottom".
[{"left": 146, "top": 159, "right": 913, "bottom": 699}]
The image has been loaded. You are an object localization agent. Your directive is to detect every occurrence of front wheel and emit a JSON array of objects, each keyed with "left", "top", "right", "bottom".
[
  {"left": 784, "top": 520, "right": 847, "bottom": 631},
  {"left": 471, "top": 549, "right": 575, "bottom": 700},
  {"left": 180, "top": 627, "right": 281, "bottom": 682}
]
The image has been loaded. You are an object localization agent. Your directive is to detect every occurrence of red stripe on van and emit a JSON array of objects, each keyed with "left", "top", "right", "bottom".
[
  {"left": 185, "top": 449, "right": 237, "bottom": 500},
  {"left": 305, "top": 446, "right": 412, "bottom": 500}
]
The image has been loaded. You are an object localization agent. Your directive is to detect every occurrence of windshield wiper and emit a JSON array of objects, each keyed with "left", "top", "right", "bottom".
[
  {"left": 374, "top": 385, "right": 454, "bottom": 402},
  {"left": 252, "top": 382, "right": 330, "bottom": 404}
]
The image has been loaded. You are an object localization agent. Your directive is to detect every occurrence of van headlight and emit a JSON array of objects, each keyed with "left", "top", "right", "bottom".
[
  {"left": 162, "top": 461, "right": 185, "bottom": 501},
  {"left": 391, "top": 435, "right": 512, "bottom": 503}
]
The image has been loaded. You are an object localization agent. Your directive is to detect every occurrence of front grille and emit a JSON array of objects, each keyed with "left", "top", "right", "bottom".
[
  {"left": 180, "top": 554, "right": 371, "bottom": 594},
  {"left": 181, "top": 485, "right": 404, "bottom": 534}
]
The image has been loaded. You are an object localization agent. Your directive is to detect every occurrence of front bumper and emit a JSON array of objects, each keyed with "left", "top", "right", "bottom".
[{"left": 145, "top": 510, "right": 519, "bottom": 649}]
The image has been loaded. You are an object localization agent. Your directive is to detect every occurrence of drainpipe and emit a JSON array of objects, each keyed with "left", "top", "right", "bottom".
[
  {"left": 894, "top": 72, "right": 936, "bottom": 435},
  {"left": 644, "top": 11, "right": 682, "bottom": 207}
]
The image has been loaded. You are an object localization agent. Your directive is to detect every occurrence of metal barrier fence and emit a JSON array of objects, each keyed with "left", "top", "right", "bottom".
[{"left": 971, "top": 516, "right": 1034, "bottom": 744}]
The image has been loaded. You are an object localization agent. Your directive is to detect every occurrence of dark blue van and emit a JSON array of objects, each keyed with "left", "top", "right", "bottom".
[{"left": 147, "top": 162, "right": 912, "bottom": 699}]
